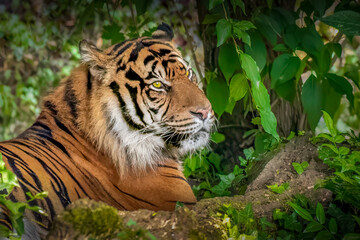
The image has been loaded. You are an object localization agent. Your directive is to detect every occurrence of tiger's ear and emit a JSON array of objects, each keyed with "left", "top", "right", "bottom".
[
  {"left": 152, "top": 22, "right": 174, "bottom": 41},
  {"left": 79, "top": 40, "right": 107, "bottom": 78}
]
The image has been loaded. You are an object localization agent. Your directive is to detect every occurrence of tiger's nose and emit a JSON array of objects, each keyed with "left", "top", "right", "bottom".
[{"left": 190, "top": 107, "right": 211, "bottom": 121}]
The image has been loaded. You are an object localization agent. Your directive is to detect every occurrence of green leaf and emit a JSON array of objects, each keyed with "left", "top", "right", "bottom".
[
  {"left": 328, "top": 218, "right": 337, "bottom": 234},
  {"left": 321, "top": 10, "right": 360, "bottom": 36},
  {"left": 255, "top": 14, "right": 280, "bottom": 45},
  {"left": 102, "top": 23, "right": 125, "bottom": 44},
  {"left": 244, "top": 30, "right": 267, "bottom": 71},
  {"left": 233, "top": 21, "right": 256, "bottom": 31},
  {"left": 271, "top": 54, "right": 301, "bottom": 87},
  {"left": 287, "top": 202, "right": 313, "bottom": 221},
  {"left": 301, "top": 75, "right": 322, "bottom": 131},
  {"left": 209, "top": 0, "right": 223, "bottom": 10},
  {"left": 133, "top": 0, "right": 153, "bottom": 15},
  {"left": 316, "top": 203, "right": 325, "bottom": 224},
  {"left": 292, "top": 162, "right": 304, "bottom": 175},
  {"left": 322, "top": 111, "right": 336, "bottom": 137},
  {"left": 240, "top": 53, "right": 279, "bottom": 140},
  {"left": 343, "top": 233, "right": 360, "bottom": 240},
  {"left": 229, "top": 73, "right": 248, "bottom": 101},
  {"left": 230, "top": 0, "right": 245, "bottom": 14},
  {"left": 216, "top": 19, "right": 232, "bottom": 47},
  {"left": 211, "top": 132, "right": 226, "bottom": 143},
  {"left": 206, "top": 76, "right": 229, "bottom": 117},
  {"left": 339, "top": 147, "right": 350, "bottom": 155},
  {"left": 301, "top": 161, "right": 309, "bottom": 169},
  {"left": 305, "top": 221, "right": 324, "bottom": 233},
  {"left": 270, "top": 54, "right": 300, "bottom": 101},
  {"left": 202, "top": 14, "right": 222, "bottom": 24},
  {"left": 267, "top": 183, "right": 289, "bottom": 194},
  {"left": 218, "top": 44, "right": 241, "bottom": 83},
  {"left": 315, "top": 230, "right": 333, "bottom": 240},
  {"left": 273, "top": 43, "right": 288, "bottom": 52},
  {"left": 326, "top": 73, "right": 354, "bottom": 108}
]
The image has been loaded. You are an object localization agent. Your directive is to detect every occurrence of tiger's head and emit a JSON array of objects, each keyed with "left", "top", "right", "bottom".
[{"left": 71, "top": 23, "right": 214, "bottom": 175}]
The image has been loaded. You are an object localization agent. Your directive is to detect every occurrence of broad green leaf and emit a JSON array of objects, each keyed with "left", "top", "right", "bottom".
[
  {"left": 297, "top": 27, "right": 324, "bottom": 59},
  {"left": 271, "top": 54, "right": 301, "bottom": 87},
  {"left": 339, "top": 147, "right": 350, "bottom": 155},
  {"left": 216, "top": 19, "right": 232, "bottom": 47},
  {"left": 287, "top": 202, "right": 313, "bottom": 221},
  {"left": 240, "top": 53, "right": 279, "bottom": 141},
  {"left": 334, "top": 135, "right": 345, "bottom": 143},
  {"left": 206, "top": 77, "right": 229, "bottom": 117},
  {"left": 305, "top": 221, "right": 324, "bottom": 233},
  {"left": 209, "top": 0, "right": 223, "bottom": 10},
  {"left": 321, "top": 10, "right": 360, "bottom": 36},
  {"left": 255, "top": 14, "right": 280, "bottom": 45},
  {"left": 283, "top": 24, "right": 300, "bottom": 50},
  {"left": 229, "top": 73, "right": 248, "bottom": 101},
  {"left": 301, "top": 75, "right": 322, "bottom": 131},
  {"left": 211, "top": 132, "right": 226, "bottom": 143},
  {"left": 316, "top": 203, "right": 325, "bottom": 224},
  {"left": 328, "top": 218, "right": 337, "bottom": 234},
  {"left": 244, "top": 30, "right": 267, "bottom": 71},
  {"left": 218, "top": 44, "right": 241, "bottom": 83},
  {"left": 235, "top": 30, "right": 251, "bottom": 46},
  {"left": 326, "top": 73, "right": 354, "bottom": 108},
  {"left": 322, "top": 111, "right": 336, "bottom": 137},
  {"left": 233, "top": 21, "right": 256, "bottom": 31},
  {"left": 325, "top": 42, "right": 342, "bottom": 58}
]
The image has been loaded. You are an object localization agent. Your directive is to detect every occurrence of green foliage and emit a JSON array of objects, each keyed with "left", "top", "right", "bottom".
[
  {"left": 0, "top": 153, "right": 47, "bottom": 239},
  {"left": 218, "top": 203, "right": 273, "bottom": 239},
  {"left": 267, "top": 182, "right": 289, "bottom": 194},
  {"left": 272, "top": 196, "right": 360, "bottom": 239},
  {"left": 292, "top": 161, "right": 309, "bottom": 175},
  {"left": 183, "top": 148, "right": 246, "bottom": 198},
  {"left": 313, "top": 111, "right": 360, "bottom": 210}
]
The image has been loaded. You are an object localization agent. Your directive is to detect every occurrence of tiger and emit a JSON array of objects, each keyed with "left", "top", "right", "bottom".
[{"left": 0, "top": 23, "right": 214, "bottom": 239}]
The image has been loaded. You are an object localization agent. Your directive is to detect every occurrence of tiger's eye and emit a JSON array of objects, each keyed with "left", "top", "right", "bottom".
[
  {"left": 186, "top": 70, "right": 189, "bottom": 77},
  {"left": 152, "top": 81, "right": 162, "bottom": 88}
]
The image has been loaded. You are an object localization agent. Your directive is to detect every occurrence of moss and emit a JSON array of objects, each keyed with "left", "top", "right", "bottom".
[{"left": 54, "top": 199, "right": 155, "bottom": 240}]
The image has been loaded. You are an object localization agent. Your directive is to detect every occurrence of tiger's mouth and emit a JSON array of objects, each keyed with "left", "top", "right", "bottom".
[{"left": 161, "top": 118, "right": 214, "bottom": 156}]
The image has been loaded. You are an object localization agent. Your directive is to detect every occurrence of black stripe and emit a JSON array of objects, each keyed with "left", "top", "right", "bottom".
[
  {"left": 128, "top": 42, "right": 145, "bottom": 62},
  {"left": 109, "top": 41, "right": 129, "bottom": 55},
  {"left": 125, "top": 67, "right": 142, "bottom": 81},
  {"left": 109, "top": 81, "right": 143, "bottom": 130},
  {"left": 87, "top": 70, "right": 92, "bottom": 93},
  {"left": 149, "top": 49, "right": 160, "bottom": 57},
  {"left": 44, "top": 101, "right": 58, "bottom": 115},
  {"left": 141, "top": 40, "right": 173, "bottom": 48},
  {"left": 54, "top": 118, "right": 76, "bottom": 140},
  {"left": 159, "top": 48, "right": 171, "bottom": 56},
  {"left": 157, "top": 164, "right": 178, "bottom": 170},
  {"left": 112, "top": 185, "right": 157, "bottom": 207},
  {"left": 115, "top": 42, "right": 133, "bottom": 57},
  {"left": 116, "top": 64, "right": 126, "bottom": 73},
  {"left": 32, "top": 122, "right": 52, "bottom": 137},
  {"left": 63, "top": 79, "right": 78, "bottom": 125},
  {"left": 144, "top": 55, "right": 155, "bottom": 65},
  {"left": 160, "top": 174, "right": 187, "bottom": 182},
  {"left": 125, "top": 83, "right": 146, "bottom": 125},
  {"left": 145, "top": 89, "right": 157, "bottom": 101},
  {"left": 162, "top": 99, "right": 171, "bottom": 116}
]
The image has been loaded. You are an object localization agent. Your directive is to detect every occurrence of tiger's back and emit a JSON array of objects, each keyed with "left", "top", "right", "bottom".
[{"left": 0, "top": 23, "right": 214, "bottom": 238}]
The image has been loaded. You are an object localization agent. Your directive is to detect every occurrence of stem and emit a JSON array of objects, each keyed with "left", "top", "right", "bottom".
[
  {"left": 128, "top": 0, "right": 137, "bottom": 26},
  {"left": 106, "top": 0, "right": 113, "bottom": 24}
]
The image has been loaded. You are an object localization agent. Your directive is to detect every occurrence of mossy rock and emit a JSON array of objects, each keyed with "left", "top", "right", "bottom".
[{"left": 47, "top": 199, "right": 155, "bottom": 240}]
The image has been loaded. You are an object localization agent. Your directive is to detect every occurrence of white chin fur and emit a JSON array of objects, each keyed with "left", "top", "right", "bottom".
[{"left": 178, "top": 131, "right": 210, "bottom": 156}]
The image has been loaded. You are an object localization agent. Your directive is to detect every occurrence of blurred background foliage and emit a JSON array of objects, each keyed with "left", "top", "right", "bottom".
[
  {"left": 1, "top": 0, "right": 360, "bottom": 200},
  {"left": 1, "top": 0, "right": 360, "bottom": 238}
]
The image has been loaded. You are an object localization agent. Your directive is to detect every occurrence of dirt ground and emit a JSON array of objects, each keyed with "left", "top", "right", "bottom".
[{"left": 48, "top": 135, "right": 333, "bottom": 239}]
